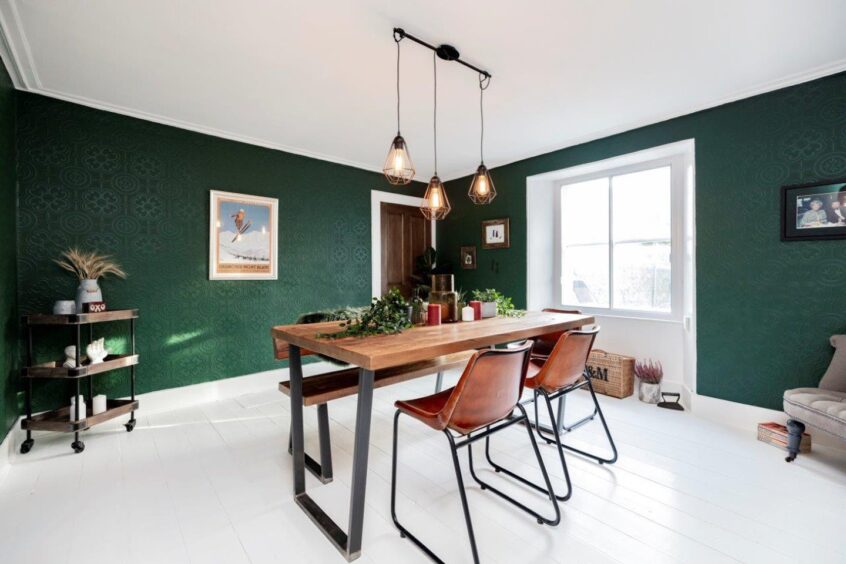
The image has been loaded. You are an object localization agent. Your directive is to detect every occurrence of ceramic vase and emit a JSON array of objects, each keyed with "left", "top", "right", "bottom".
[
  {"left": 638, "top": 382, "right": 661, "bottom": 403},
  {"left": 480, "top": 301, "right": 497, "bottom": 318},
  {"left": 75, "top": 278, "right": 102, "bottom": 313}
]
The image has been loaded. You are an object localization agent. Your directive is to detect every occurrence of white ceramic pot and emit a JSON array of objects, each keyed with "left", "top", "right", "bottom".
[
  {"left": 75, "top": 278, "right": 102, "bottom": 312},
  {"left": 480, "top": 301, "right": 497, "bottom": 318},
  {"left": 638, "top": 382, "right": 661, "bottom": 403}
]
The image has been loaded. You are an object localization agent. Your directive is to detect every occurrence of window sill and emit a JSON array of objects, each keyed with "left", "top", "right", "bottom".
[{"left": 562, "top": 307, "right": 683, "bottom": 324}]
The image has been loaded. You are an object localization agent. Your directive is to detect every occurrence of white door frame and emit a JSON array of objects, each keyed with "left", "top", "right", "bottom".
[{"left": 371, "top": 190, "right": 436, "bottom": 299}]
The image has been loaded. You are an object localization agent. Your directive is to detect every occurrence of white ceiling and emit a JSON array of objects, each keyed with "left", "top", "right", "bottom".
[{"left": 1, "top": 1, "right": 845, "bottom": 181}]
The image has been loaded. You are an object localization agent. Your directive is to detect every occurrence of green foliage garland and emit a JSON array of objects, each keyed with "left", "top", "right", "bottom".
[{"left": 319, "top": 288, "right": 411, "bottom": 339}]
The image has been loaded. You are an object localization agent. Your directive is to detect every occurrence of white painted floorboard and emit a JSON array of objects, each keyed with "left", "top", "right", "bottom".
[{"left": 1, "top": 371, "right": 844, "bottom": 564}]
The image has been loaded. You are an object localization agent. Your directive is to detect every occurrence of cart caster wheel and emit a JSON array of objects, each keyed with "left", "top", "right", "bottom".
[
  {"left": 72, "top": 441, "right": 85, "bottom": 453},
  {"left": 125, "top": 419, "right": 136, "bottom": 432},
  {"left": 20, "top": 439, "right": 34, "bottom": 454}
]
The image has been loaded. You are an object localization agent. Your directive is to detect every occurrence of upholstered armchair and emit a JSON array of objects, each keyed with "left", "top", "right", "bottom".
[{"left": 783, "top": 335, "right": 846, "bottom": 462}]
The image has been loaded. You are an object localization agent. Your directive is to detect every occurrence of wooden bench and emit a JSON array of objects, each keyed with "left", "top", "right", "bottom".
[{"left": 273, "top": 337, "right": 474, "bottom": 483}]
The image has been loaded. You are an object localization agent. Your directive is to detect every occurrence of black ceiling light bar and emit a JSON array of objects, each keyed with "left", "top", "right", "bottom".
[{"left": 393, "top": 28, "right": 492, "bottom": 79}]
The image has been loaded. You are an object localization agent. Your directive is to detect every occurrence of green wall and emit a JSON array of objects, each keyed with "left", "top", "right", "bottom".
[
  {"left": 0, "top": 59, "right": 16, "bottom": 442},
  {"left": 439, "top": 71, "right": 846, "bottom": 410},
  {"left": 16, "top": 92, "right": 423, "bottom": 411}
]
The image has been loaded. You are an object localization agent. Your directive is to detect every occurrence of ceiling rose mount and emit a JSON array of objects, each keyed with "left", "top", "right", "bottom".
[{"left": 435, "top": 44, "right": 460, "bottom": 61}]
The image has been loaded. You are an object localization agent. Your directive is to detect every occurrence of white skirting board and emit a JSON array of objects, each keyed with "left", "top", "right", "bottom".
[{"left": 1, "top": 364, "right": 842, "bottom": 481}]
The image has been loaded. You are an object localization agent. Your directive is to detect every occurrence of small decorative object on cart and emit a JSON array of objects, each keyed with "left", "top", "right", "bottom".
[
  {"left": 585, "top": 349, "right": 634, "bottom": 399},
  {"left": 92, "top": 395, "right": 107, "bottom": 416},
  {"left": 84, "top": 301, "right": 107, "bottom": 313},
  {"left": 86, "top": 338, "right": 109, "bottom": 364},
  {"left": 63, "top": 345, "right": 78, "bottom": 368},
  {"left": 53, "top": 300, "right": 76, "bottom": 315},
  {"left": 634, "top": 359, "right": 663, "bottom": 403},
  {"left": 54, "top": 248, "right": 127, "bottom": 313},
  {"left": 69, "top": 395, "right": 86, "bottom": 422},
  {"left": 757, "top": 422, "right": 811, "bottom": 453}
]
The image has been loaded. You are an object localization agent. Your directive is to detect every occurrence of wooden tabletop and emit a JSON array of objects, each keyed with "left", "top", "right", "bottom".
[{"left": 271, "top": 311, "right": 594, "bottom": 370}]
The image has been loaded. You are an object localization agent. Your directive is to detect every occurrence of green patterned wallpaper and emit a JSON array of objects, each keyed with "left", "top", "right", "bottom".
[
  {"left": 439, "top": 71, "right": 846, "bottom": 410},
  {"left": 0, "top": 60, "right": 16, "bottom": 442},
  {"left": 16, "top": 92, "right": 423, "bottom": 412}
]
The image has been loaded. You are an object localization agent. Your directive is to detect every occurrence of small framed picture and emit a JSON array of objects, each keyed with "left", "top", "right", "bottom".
[
  {"left": 209, "top": 190, "right": 278, "bottom": 279},
  {"left": 481, "top": 218, "right": 510, "bottom": 249},
  {"left": 460, "top": 246, "right": 477, "bottom": 269},
  {"left": 781, "top": 179, "right": 846, "bottom": 241}
]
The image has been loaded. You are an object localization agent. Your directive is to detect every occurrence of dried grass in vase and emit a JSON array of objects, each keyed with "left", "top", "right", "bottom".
[{"left": 55, "top": 248, "right": 128, "bottom": 280}]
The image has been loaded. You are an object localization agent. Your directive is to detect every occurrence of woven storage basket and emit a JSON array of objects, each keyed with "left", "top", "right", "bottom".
[{"left": 585, "top": 349, "right": 634, "bottom": 399}]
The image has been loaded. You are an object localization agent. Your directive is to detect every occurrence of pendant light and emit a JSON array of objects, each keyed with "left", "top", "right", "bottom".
[
  {"left": 468, "top": 74, "right": 496, "bottom": 204},
  {"left": 420, "top": 52, "right": 451, "bottom": 220},
  {"left": 382, "top": 32, "right": 415, "bottom": 185}
]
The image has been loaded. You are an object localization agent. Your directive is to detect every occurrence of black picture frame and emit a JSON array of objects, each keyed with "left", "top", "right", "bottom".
[{"left": 781, "top": 178, "right": 846, "bottom": 241}]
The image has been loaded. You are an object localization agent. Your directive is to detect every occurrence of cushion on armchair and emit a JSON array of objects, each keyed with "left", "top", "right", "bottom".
[
  {"left": 819, "top": 335, "right": 846, "bottom": 393},
  {"left": 783, "top": 388, "right": 846, "bottom": 438}
]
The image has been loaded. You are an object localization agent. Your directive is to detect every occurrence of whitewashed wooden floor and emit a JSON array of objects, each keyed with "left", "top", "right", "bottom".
[{"left": 1, "top": 370, "right": 844, "bottom": 564}]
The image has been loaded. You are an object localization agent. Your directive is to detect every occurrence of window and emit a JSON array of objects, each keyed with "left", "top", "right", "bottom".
[{"left": 558, "top": 158, "right": 683, "bottom": 318}]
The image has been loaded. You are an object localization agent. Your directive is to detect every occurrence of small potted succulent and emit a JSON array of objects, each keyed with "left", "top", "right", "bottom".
[{"left": 634, "top": 359, "right": 663, "bottom": 404}]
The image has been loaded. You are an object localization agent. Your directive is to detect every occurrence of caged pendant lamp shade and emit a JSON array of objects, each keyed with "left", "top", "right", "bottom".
[
  {"left": 468, "top": 164, "right": 496, "bottom": 204},
  {"left": 420, "top": 52, "right": 451, "bottom": 220},
  {"left": 383, "top": 33, "right": 415, "bottom": 185},
  {"left": 420, "top": 175, "right": 451, "bottom": 220},
  {"left": 383, "top": 135, "right": 415, "bottom": 185},
  {"left": 468, "top": 74, "right": 496, "bottom": 204}
]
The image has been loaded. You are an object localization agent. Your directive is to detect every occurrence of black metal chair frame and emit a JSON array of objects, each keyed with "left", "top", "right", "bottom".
[
  {"left": 391, "top": 403, "right": 560, "bottom": 564},
  {"left": 485, "top": 375, "right": 618, "bottom": 502}
]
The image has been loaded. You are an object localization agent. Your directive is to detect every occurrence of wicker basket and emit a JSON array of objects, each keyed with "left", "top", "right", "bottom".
[{"left": 585, "top": 349, "right": 634, "bottom": 399}]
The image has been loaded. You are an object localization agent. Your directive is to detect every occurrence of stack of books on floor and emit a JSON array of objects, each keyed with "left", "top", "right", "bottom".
[{"left": 757, "top": 422, "right": 811, "bottom": 453}]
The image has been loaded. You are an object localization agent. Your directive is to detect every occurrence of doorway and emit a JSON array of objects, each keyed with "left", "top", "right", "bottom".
[
  {"left": 380, "top": 202, "right": 431, "bottom": 297},
  {"left": 371, "top": 190, "right": 436, "bottom": 299}
]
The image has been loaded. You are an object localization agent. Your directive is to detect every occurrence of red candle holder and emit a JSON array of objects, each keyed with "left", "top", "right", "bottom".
[
  {"left": 469, "top": 300, "right": 482, "bottom": 321},
  {"left": 426, "top": 304, "right": 441, "bottom": 326}
]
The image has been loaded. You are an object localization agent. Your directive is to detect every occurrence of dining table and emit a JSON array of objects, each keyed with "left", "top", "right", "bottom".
[{"left": 271, "top": 310, "right": 594, "bottom": 561}]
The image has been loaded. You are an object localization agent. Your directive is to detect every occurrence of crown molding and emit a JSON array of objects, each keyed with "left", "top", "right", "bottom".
[
  {"left": 440, "top": 57, "right": 846, "bottom": 181},
  {"left": 31, "top": 86, "right": 409, "bottom": 178}
]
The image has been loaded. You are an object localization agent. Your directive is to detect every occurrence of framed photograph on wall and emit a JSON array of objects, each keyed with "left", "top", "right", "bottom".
[
  {"left": 781, "top": 178, "right": 846, "bottom": 241},
  {"left": 481, "top": 218, "right": 510, "bottom": 249},
  {"left": 460, "top": 246, "right": 477, "bottom": 269},
  {"left": 209, "top": 190, "right": 278, "bottom": 279}
]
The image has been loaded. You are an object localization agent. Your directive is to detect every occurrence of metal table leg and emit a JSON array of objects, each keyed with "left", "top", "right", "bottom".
[{"left": 288, "top": 345, "right": 375, "bottom": 561}]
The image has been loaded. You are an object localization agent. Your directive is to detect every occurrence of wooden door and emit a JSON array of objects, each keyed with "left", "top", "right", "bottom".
[{"left": 381, "top": 203, "right": 431, "bottom": 298}]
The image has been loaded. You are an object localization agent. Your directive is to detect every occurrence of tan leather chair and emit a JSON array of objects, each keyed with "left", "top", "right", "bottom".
[
  {"left": 489, "top": 327, "right": 617, "bottom": 502},
  {"left": 390, "top": 342, "right": 559, "bottom": 564}
]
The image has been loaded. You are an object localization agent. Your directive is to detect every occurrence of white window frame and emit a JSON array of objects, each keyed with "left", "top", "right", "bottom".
[{"left": 553, "top": 148, "right": 692, "bottom": 322}]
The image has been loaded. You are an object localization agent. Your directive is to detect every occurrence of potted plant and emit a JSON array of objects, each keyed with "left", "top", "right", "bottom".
[
  {"left": 470, "top": 288, "right": 525, "bottom": 318},
  {"left": 55, "top": 248, "right": 127, "bottom": 312},
  {"left": 634, "top": 359, "right": 663, "bottom": 403}
]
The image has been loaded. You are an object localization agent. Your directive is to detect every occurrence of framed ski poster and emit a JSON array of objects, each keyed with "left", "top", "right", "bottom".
[{"left": 209, "top": 190, "right": 278, "bottom": 280}]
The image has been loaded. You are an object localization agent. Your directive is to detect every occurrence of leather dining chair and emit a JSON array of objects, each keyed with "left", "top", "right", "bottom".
[
  {"left": 487, "top": 327, "right": 617, "bottom": 502},
  {"left": 391, "top": 342, "right": 559, "bottom": 564}
]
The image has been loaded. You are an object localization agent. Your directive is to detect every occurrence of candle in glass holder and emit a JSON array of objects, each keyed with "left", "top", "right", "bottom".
[{"left": 426, "top": 304, "right": 441, "bottom": 326}]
